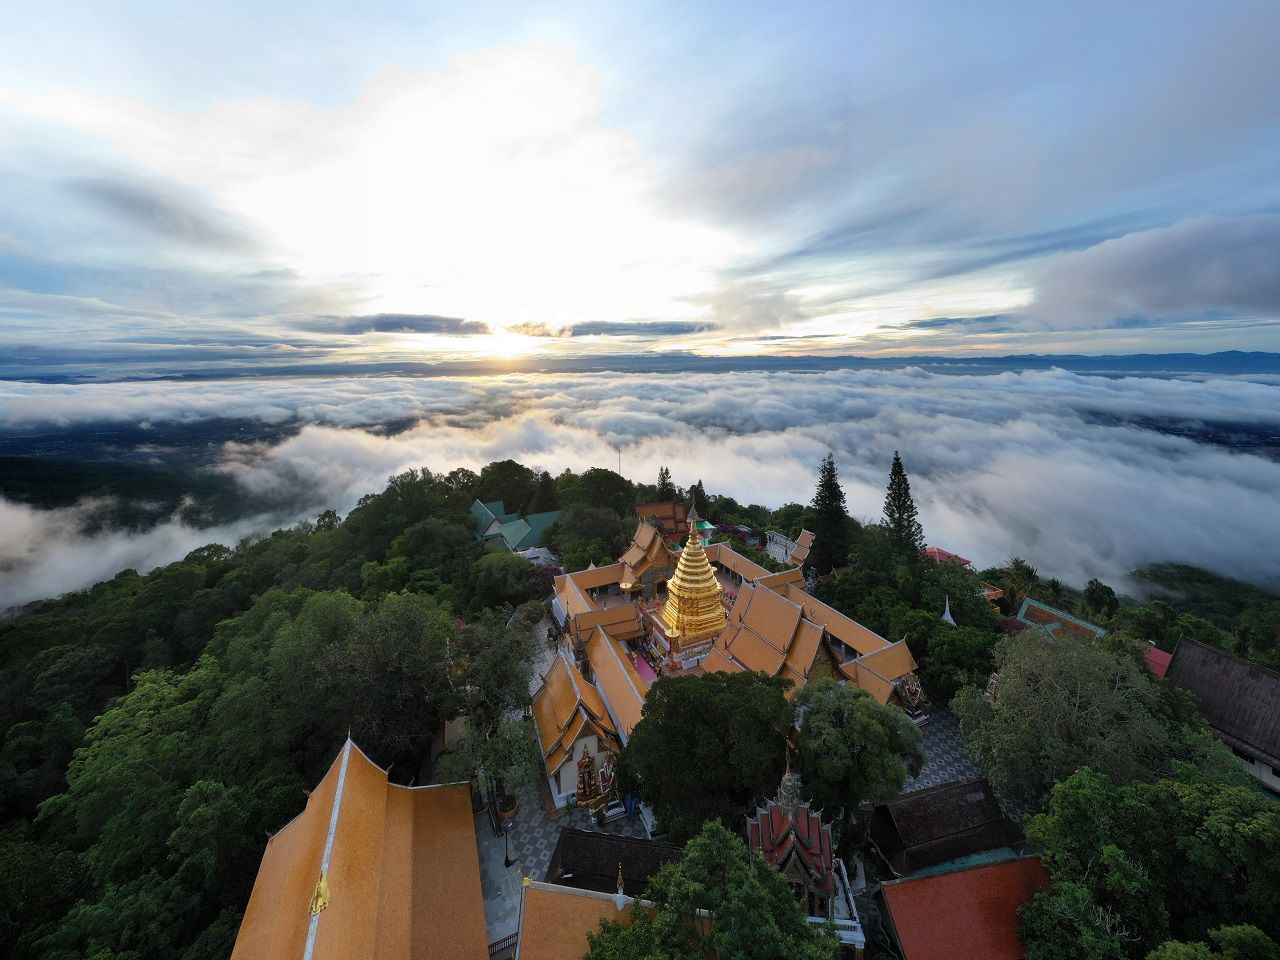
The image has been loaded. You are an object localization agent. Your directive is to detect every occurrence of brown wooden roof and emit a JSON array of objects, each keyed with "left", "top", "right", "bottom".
[
  {"left": 1167, "top": 637, "right": 1280, "bottom": 768},
  {"left": 231, "top": 741, "right": 488, "bottom": 960},
  {"left": 869, "top": 778, "right": 1024, "bottom": 876},
  {"left": 635, "top": 501, "right": 689, "bottom": 537},
  {"left": 544, "top": 828, "right": 682, "bottom": 896}
]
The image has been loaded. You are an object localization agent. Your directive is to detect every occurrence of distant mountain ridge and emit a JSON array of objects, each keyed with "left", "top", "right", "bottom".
[{"left": 5, "top": 349, "right": 1279, "bottom": 384}]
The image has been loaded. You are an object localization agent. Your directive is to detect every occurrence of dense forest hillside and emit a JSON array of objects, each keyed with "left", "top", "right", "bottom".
[
  {"left": 2, "top": 456, "right": 1277, "bottom": 959},
  {"left": 0, "top": 466, "right": 548, "bottom": 959}
]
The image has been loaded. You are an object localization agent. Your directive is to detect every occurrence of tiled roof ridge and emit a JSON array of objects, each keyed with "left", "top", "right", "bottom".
[
  {"left": 881, "top": 852, "right": 1042, "bottom": 888},
  {"left": 596, "top": 627, "right": 646, "bottom": 707},
  {"left": 522, "top": 879, "right": 649, "bottom": 907},
  {"left": 1017, "top": 597, "right": 1107, "bottom": 637},
  {"left": 302, "top": 739, "right": 353, "bottom": 960}
]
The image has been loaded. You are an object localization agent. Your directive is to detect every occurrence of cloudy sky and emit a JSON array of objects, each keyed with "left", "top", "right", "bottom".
[{"left": 2, "top": 0, "right": 1279, "bottom": 374}]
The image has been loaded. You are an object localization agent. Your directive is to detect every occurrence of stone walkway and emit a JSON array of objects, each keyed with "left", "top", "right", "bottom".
[
  {"left": 501, "top": 781, "right": 650, "bottom": 882},
  {"left": 475, "top": 810, "right": 524, "bottom": 944},
  {"left": 902, "top": 708, "right": 980, "bottom": 791}
]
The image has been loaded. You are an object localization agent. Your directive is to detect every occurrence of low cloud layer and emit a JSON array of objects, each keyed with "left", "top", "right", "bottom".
[
  {"left": 3, "top": 368, "right": 1279, "bottom": 609},
  {"left": 0, "top": 498, "right": 282, "bottom": 609}
]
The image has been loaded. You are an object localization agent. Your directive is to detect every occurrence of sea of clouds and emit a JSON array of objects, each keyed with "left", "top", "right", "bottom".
[{"left": 2, "top": 366, "right": 1280, "bottom": 609}]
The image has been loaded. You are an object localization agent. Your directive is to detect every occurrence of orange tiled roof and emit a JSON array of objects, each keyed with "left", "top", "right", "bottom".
[
  {"left": 783, "top": 620, "right": 824, "bottom": 682},
  {"left": 704, "top": 542, "right": 771, "bottom": 581},
  {"left": 708, "top": 574, "right": 906, "bottom": 703},
  {"left": 757, "top": 568, "right": 805, "bottom": 590},
  {"left": 743, "top": 586, "right": 803, "bottom": 651},
  {"left": 230, "top": 741, "right": 488, "bottom": 960},
  {"left": 780, "top": 583, "right": 890, "bottom": 657},
  {"left": 635, "top": 501, "right": 689, "bottom": 537},
  {"left": 516, "top": 881, "right": 636, "bottom": 960},
  {"left": 563, "top": 604, "right": 644, "bottom": 648},
  {"left": 881, "top": 856, "right": 1048, "bottom": 960},
  {"left": 787, "top": 529, "right": 816, "bottom": 565},
  {"left": 532, "top": 654, "right": 620, "bottom": 773},
  {"left": 855, "top": 640, "right": 918, "bottom": 684},
  {"left": 619, "top": 522, "right": 676, "bottom": 581},
  {"left": 700, "top": 645, "right": 742, "bottom": 674},
  {"left": 586, "top": 628, "right": 649, "bottom": 740},
  {"left": 841, "top": 660, "right": 897, "bottom": 704},
  {"left": 724, "top": 625, "right": 789, "bottom": 675}
]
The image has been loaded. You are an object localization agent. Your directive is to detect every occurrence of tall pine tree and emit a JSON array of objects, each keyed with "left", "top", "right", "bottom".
[
  {"left": 528, "top": 470, "right": 558, "bottom": 513},
  {"left": 809, "top": 452, "right": 850, "bottom": 573},
  {"left": 883, "top": 451, "right": 924, "bottom": 559},
  {"left": 655, "top": 465, "right": 675, "bottom": 500},
  {"left": 687, "top": 479, "right": 708, "bottom": 516}
]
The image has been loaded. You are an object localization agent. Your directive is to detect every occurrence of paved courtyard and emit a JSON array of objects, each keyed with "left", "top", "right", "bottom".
[
  {"left": 902, "top": 708, "right": 980, "bottom": 791},
  {"left": 503, "top": 781, "right": 650, "bottom": 881},
  {"left": 903, "top": 706, "right": 1028, "bottom": 822}
]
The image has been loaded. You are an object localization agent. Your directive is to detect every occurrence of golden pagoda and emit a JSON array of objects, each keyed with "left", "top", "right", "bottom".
[{"left": 659, "top": 525, "right": 726, "bottom": 649}]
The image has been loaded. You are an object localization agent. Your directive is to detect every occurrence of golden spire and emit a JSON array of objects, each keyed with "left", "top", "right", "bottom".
[{"left": 659, "top": 525, "right": 726, "bottom": 648}]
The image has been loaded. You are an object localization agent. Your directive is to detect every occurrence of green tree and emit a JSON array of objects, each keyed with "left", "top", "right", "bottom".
[
  {"left": 1020, "top": 880, "right": 1131, "bottom": 960},
  {"left": 1084, "top": 578, "right": 1120, "bottom": 619},
  {"left": 793, "top": 680, "right": 923, "bottom": 834},
  {"left": 882, "top": 451, "right": 924, "bottom": 561},
  {"left": 557, "top": 467, "right": 636, "bottom": 516},
  {"left": 622, "top": 672, "right": 793, "bottom": 841},
  {"left": 1023, "top": 768, "right": 1280, "bottom": 958},
  {"left": 952, "top": 634, "right": 1232, "bottom": 804},
  {"left": 462, "top": 715, "right": 539, "bottom": 808},
  {"left": 1000, "top": 556, "right": 1039, "bottom": 613},
  {"left": 656, "top": 465, "right": 676, "bottom": 500},
  {"left": 544, "top": 503, "right": 627, "bottom": 562},
  {"left": 1148, "top": 927, "right": 1280, "bottom": 960},
  {"left": 688, "top": 479, "right": 708, "bottom": 516},
  {"left": 474, "top": 459, "right": 538, "bottom": 514},
  {"left": 920, "top": 625, "right": 998, "bottom": 702},
  {"left": 528, "top": 470, "right": 559, "bottom": 513},
  {"left": 468, "top": 552, "right": 538, "bottom": 611},
  {"left": 809, "top": 453, "right": 851, "bottom": 574},
  {"left": 586, "top": 820, "right": 839, "bottom": 960}
]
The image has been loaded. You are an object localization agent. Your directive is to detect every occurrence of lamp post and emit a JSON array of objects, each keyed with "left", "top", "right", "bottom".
[{"left": 503, "top": 818, "right": 516, "bottom": 869}]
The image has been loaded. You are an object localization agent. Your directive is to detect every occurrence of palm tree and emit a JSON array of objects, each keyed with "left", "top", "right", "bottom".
[
  {"left": 1044, "top": 577, "right": 1066, "bottom": 607},
  {"left": 1004, "top": 557, "right": 1039, "bottom": 611}
]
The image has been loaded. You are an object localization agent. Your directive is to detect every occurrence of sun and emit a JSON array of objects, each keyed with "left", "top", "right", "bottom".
[{"left": 474, "top": 327, "right": 536, "bottom": 359}]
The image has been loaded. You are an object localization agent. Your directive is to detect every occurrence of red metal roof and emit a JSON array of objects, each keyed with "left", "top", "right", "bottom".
[
  {"left": 881, "top": 856, "right": 1048, "bottom": 960},
  {"left": 923, "top": 546, "right": 971, "bottom": 567},
  {"left": 1144, "top": 646, "right": 1173, "bottom": 678}
]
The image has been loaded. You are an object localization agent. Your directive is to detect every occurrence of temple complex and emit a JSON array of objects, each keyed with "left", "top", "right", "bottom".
[{"left": 539, "top": 519, "right": 928, "bottom": 815}]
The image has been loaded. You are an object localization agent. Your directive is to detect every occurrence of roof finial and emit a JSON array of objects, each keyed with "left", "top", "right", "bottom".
[
  {"left": 776, "top": 751, "right": 803, "bottom": 810},
  {"left": 941, "top": 595, "right": 956, "bottom": 626}
]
